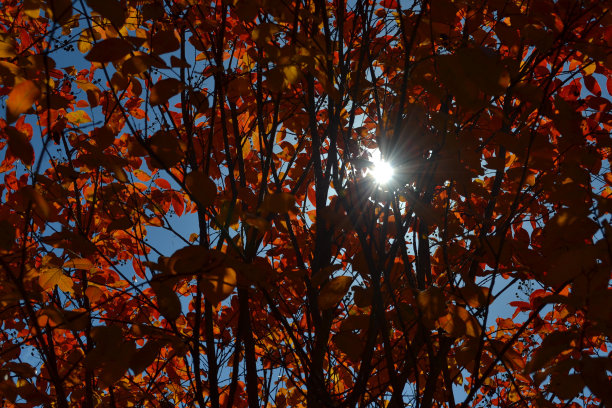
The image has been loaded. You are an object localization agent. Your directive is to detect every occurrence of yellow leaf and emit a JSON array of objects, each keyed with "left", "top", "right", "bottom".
[
  {"left": 78, "top": 30, "right": 93, "bottom": 54},
  {"left": 318, "top": 276, "right": 352, "bottom": 310},
  {"left": 0, "top": 34, "right": 16, "bottom": 58},
  {"left": 582, "top": 63, "right": 596, "bottom": 76},
  {"left": 66, "top": 110, "right": 92, "bottom": 124},
  {"left": 39, "top": 268, "right": 74, "bottom": 293},
  {"left": 282, "top": 65, "right": 300, "bottom": 84}
]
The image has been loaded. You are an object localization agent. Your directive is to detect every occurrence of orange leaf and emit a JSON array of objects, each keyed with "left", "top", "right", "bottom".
[
  {"left": 64, "top": 258, "right": 93, "bottom": 270},
  {"left": 85, "top": 286, "right": 103, "bottom": 302},
  {"left": 7, "top": 80, "right": 40, "bottom": 122},
  {"left": 39, "top": 268, "right": 74, "bottom": 293}
]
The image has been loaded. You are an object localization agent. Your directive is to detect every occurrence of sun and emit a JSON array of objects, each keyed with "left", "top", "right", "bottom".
[{"left": 369, "top": 154, "right": 395, "bottom": 185}]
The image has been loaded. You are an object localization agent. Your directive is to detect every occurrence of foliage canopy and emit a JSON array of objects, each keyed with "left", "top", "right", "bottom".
[{"left": 0, "top": 0, "right": 611, "bottom": 406}]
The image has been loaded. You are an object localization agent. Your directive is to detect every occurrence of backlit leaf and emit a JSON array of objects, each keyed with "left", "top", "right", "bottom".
[
  {"left": 318, "top": 276, "right": 352, "bottom": 310},
  {"left": 39, "top": 268, "right": 74, "bottom": 293},
  {"left": 66, "top": 110, "right": 92, "bottom": 124},
  {"left": 7, "top": 80, "right": 40, "bottom": 122},
  {"left": 0, "top": 34, "right": 16, "bottom": 58},
  {"left": 63, "top": 258, "right": 93, "bottom": 270}
]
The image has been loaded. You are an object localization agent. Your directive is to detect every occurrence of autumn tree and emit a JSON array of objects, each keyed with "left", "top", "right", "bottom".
[{"left": 1, "top": 0, "right": 611, "bottom": 406}]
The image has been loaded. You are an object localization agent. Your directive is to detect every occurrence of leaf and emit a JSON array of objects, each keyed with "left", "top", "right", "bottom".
[
  {"left": 0, "top": 219, "right": 16, "bottom": 251},
  {"left": 417, "top": 287, "right": 447, "bottom": 323},
  {"left": 282, "top": 65, "right": 300, "bottom": 85},
  {"left": 129, "top": 341, "right": 162, "bottom": 374},
  {"left": 318, "top": 276, "right": 352, "bottom": 310},
  {"left": 39, "top": 268, "right": 74, "bottom": 293},
  {"left": 151, "top": 282, "right": 182, "bottom": 321},
  {"left": 64, "top": 258, "right": 93, "bottom": 270},
  {"left": 584, "top": 75, "right": 601, "bottom": 96},
  {"left": 437, "top": 305, "right": 481, "bottom": 338},
  {"left": 527, "top": 331, "right": 576, "bottom": 372},
  {"left": 251, "top": 23, "right": 279, "bottom": 45},
  {"left": 152, "top": 30, "right": 180, "bottom": 55},
  {"left": 148, "top": 130, "right": 184, "bottom": 168},
  {"left": 6, "top": 127, "right": 34, "bottom": 166},
  {"left": 185, "top": 171, "right": 216, "bottom": 207},
  {"left": 488, "top": 339, "right": 525, "bottom": 371},
  {"left": 46, "top": 0, "right": 72, "bottom": 24},
  {"left": 7, "top": 80, "right": 40, "bottom": 122},
  {"left": 66, "top": 110, "right": 92, "bottom": 124},
  {"left": 549, "top": 373, "right": 584, "bottom": 400},
  {"left": 0, "top": 34, "right": 16, "bottom": 58},
  {"left": 333, "top": 332, "right": 364, "bottom": 361},
  {"left": 457, "top": 284, "right": 490, "bottom": 308},
  {"left": 170, "top": 55, "right": 191, "bottom": 68},
  {"left": 262, "top": 192, "right": 295, "bottom": 214},
  {"left": 149, "top": 78, "right": 182, "bottom": 106},
  {"left": 86, "top": 0, "right": 125, "bottom": 27},
  {"left": 200, "top": 267, "right": 237, "bottom": 304},
  {"left": 85, "top": 38, "right": 133, "bottom": 62},
  {"left": 168, "top": 245, "right": 212, "bottom": 275},
  {"left": 85, "top": 285, "right": 103, "bottom": 302},
  {"left": 122, "top": 54, "right": 167, "bottom": 76}
]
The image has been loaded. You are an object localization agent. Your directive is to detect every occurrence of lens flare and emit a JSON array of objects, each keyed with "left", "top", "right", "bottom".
[{"left": 370, "top": 155, "right": 394, "bottom": 185}]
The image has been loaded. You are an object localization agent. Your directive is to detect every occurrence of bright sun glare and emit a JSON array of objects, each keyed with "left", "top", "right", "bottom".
[{"left": 370, "top": 154, "right": 394, "bottom": 185}]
